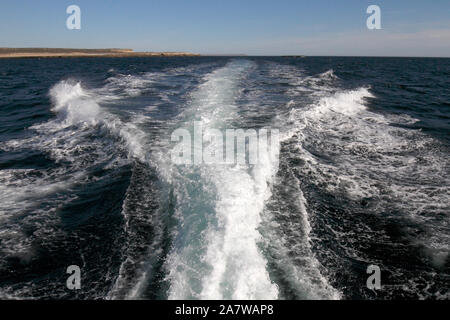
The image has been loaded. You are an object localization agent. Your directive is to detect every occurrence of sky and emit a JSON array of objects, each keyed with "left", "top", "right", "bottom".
[{"left": 0, "top": 0, "right": 449, "bottom": 56}]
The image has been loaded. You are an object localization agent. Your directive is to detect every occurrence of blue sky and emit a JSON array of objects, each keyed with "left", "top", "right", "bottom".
[{"left": 0, "top": 0, "right": 449, "bottom": 56}]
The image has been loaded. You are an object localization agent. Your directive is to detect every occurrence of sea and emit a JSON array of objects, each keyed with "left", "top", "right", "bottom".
[{"left": 0, "top": 56, "right": 448, "bottom": 299}]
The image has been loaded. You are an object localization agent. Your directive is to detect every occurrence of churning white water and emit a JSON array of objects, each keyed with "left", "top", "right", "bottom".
[{"left": 163, "top": 61, "right": 280, "bottom": 299}]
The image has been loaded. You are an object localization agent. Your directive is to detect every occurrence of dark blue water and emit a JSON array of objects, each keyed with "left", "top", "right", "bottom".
[{"left": 0, "top": 57, "right": 448, "bottom": 299}]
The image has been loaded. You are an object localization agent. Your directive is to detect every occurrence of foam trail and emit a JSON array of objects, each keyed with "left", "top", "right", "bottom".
[
  {"left": 164, "top": 60, "right": 279, "bottom": 299},
  {"left": 245, "top": 64, "right": 343, "bottom": 299},
  {"left": 105, "top": 62, "right": 222, "bottom": 300},
  {"left": 50, "top": 79, "right": 162, "bottom": 299},
  {"left": 286, "top": 84, "right": 449, "bottom": 289}
]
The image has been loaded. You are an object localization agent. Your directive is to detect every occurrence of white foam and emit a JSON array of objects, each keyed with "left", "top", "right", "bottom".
[
  {"left": 47, "top": 79, "right": 149, "bottom": 162},
  {"left": 198, "top": 161, "right": 279, "bottom": 299},
  {"left": 315, "top": 87, "right": 372, "bottom": 116},
  {"left": 106, "top": 62, "right": 228, "bottom": 299},
  {"left": 49, "top": 80, "right": 101, "bottom": 125},
  {"left": 239, "top": 65, "right": 342, "bottom": 298},
  {"left": 0, "top": 77, "right": 154, "bottom": 271},
  {"left": 286, "top": 84, "right": 449, "bottom": 270},
  {"left": 164, "top": 60, "right": 279, "bottom": 300}
]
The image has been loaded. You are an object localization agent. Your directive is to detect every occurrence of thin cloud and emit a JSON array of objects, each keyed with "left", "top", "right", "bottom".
[{"left": 243, "top": 28, "right": 450, "bottom": 56}]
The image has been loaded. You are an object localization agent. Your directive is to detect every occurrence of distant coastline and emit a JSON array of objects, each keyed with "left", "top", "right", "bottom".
[{"left": 0, "top": 48, "right": 200, "bottom": 58}]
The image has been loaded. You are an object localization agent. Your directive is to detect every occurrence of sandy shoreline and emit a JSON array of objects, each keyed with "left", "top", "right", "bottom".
[{"left": 0, "top": 48, "right": 200, "bottom": 58}]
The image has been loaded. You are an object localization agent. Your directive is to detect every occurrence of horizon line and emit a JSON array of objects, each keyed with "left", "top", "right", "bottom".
[{"left": 0, "top": 47, "right": 449, "bottom": 59}]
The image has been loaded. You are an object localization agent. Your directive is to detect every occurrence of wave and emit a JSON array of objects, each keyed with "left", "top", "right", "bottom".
[
  {"left": 285, "top": 84, "right": 449, "bottom": 296},
  {"left": 319, "top": 69, "right": 337, "bottom": 80},
  {"left": 49, "top": 80, "right": 101, "bottom": 124},
  {"left": 0, "top": 76, "right": 153, "bottom": 290},
  {"left": 47, "top": 79, "right": 149, "bottom": 162},
  {"left": 250, "top": 63, "right": 342, "bottom": 299},
  {"left": 286, "top": 68, "right": 339, "bottom": 98}
]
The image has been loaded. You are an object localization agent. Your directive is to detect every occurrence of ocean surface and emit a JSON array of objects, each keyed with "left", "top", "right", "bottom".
[{"left": 0, "top": 56, "right": 448, "bottom": 299}]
